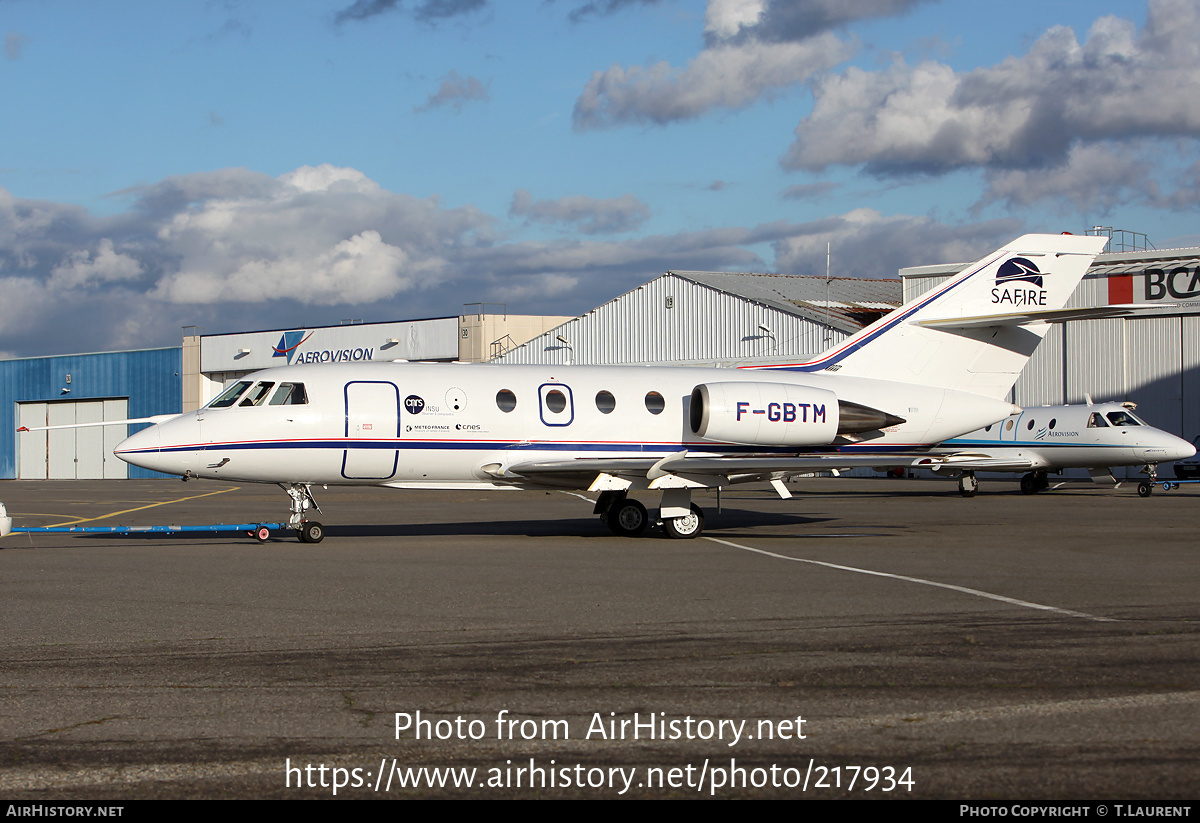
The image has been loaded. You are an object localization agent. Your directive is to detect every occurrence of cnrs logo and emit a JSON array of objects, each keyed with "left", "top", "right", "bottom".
[{"left": 991, "top": 256, "right": 1046, "bottom": 306}]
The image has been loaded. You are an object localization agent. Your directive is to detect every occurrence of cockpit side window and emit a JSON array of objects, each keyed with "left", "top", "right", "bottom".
[
  {"left": 1087, "top": 412, "right": 1109, "bottom": 428},
  {"left": 239, "top": 382, "right": 275, "bottom": 407},
  {"left": 1106, "top": 411, "right": 1141, "bottom": 427},
  {"left": 208, "top": 381, "right": 253, "bottom": 409},
  {"left": 269, "top": 382, "right": 308, "bottom": 406}
]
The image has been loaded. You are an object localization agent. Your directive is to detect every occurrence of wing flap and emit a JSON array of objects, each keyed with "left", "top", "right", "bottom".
[{"left": 504, "top": 451, "right": 946, "bottom": 483}]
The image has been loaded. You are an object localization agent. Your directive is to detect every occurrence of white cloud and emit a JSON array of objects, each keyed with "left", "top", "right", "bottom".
[
  {"left": 783, "top": 0, "right": 1200, "bottom": 175},
  {"left": 50, "top": 239, "right": 144, "bottom": 289},
  {"left": 509, "top": 189, "right": 650, "bottom": 234},
  {"left": 574, "top": 36, "right": 850, "bottom": 129}
]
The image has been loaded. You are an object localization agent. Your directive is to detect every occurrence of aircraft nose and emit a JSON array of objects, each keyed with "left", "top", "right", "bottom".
[
  {"left": 1137, "top": 432, "right": 1197, "bottom": 464},
  {"left": 115, "top": 418, "right": 201, "bottom": 477},
  {"left": 1166, "top": 433, "right": 1197, "bottom": 462},
  {"left": 114, "top": 423, "right": 163, "bottom": 472}
]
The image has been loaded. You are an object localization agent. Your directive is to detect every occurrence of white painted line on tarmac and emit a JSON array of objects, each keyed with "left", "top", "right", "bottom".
[{"left": 702, "top": 535, "right": 1119, "bottom": 623}]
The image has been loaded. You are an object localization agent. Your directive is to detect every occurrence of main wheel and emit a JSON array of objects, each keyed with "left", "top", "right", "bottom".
[
  {"left": 607, "top": 500, "right": 648, "bottom": 536},
  {"left": 299, "top": 520, "right": 325, "bottom": 543},
  {"left": 1137, "top": 481, "right": 1152, "bottom": 498},
  {"left": 958, "top": 474, "right": 978, "bottom": 497},
  {"left": 1020, "top": 473, "right": 1040, "bottom": 495},
  {"left": 662, "top": 504, "right": 704, "bottom": 539}
]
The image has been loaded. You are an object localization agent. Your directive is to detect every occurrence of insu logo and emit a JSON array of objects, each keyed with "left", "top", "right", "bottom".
[{"left": 991, "top": 257, "right": 1047, "bottom": 306}]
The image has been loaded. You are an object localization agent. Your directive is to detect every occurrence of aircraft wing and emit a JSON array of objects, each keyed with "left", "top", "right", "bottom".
[
  {"left": 501, "top": 450, "right": 945, "bottom": 486},
  {"left": 925, "top": 452, "right": 1039, "bottom": 472}
]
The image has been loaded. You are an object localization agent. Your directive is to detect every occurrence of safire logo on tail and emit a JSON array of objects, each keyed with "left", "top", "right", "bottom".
[
  {"left": 273, "top": 331, "right": 313, "bottom": 365},
  {"left": 991, "top": 256, "right": 1047, "bottom": 306}
]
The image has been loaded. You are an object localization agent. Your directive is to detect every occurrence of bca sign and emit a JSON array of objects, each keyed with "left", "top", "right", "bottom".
[{"left": 1109, "top": 266, "right": 1200, "bottom": 303}]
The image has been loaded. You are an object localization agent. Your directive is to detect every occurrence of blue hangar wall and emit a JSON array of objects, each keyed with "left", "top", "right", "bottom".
[{"left": 1, "top": 348, "right": 182, "bottom": 479}]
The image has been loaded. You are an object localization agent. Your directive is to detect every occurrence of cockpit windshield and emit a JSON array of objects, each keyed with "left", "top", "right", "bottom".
[
  {"left": 239, "top": 382, "right": 275, "bottom": 407},
  {"left": 1106, "top": 410, "right": 1142, "bottom": 427},
  {"left": 207, "top": 380, "right": 307, "bottom": 409},
  {"left": 208, "top": 381, "right": 253, "bottom": 409},
  {"left": 269, "top": 382, "right": 308, "bottom": 406},
  {"left": 1087, "top": 412, "right": 1109, "bottom": 428}
]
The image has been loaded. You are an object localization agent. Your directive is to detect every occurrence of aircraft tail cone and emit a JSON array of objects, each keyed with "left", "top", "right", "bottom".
[{"left": 837, "top": 400, "right": 906, "bottom": 434}]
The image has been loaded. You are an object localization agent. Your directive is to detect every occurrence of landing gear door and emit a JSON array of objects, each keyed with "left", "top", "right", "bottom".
[{"left": 342, "top": 381, "right": 400, "bottom": 480}]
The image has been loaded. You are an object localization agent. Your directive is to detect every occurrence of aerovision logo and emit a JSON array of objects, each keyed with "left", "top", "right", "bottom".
[
  {"left": 272, "top": 330, "right": 375, "bottom": 365},
  {"left": 991, "top": 256, "right": 1047, "bottom": 307}
]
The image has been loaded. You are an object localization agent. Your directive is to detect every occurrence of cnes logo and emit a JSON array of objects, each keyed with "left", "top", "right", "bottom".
[{"left": 991, "top": 256, "right": 1047, "bottom": 306}]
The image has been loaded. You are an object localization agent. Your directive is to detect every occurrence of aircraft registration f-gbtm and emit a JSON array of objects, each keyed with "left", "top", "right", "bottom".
[{"left": 110, "top": 234, "right": 1111, "bottom": 542}]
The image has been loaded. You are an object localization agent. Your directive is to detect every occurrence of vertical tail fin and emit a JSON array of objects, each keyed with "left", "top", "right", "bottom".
[{"left": 754, "top": 234, "right": 1107, "bottom": 399}]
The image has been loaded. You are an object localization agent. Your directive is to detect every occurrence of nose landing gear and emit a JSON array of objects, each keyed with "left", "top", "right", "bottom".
[{"left": 282, "top": 483, "right": 325, "bottom": 543}]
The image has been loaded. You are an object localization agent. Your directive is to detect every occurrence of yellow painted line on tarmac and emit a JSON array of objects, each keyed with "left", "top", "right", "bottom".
[{"left": 45, "top": 488, "right": 238, "bottom": 528}]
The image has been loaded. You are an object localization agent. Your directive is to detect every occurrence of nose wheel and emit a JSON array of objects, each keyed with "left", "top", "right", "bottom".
[
  {"left": 298, "top": 520, "right": 325, "bottom": 543},
  {"left": 281, "top": 483, "right": 325, "bottom": 543}
]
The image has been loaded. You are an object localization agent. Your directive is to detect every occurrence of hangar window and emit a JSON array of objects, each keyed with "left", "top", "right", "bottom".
[
  {"left": 208, "top": 381, "right": 253, "bottom": 409},
  {"left": 595, "top": 390, "right": 616, "bottom": 414},
  {"left": 269, "top": 383, "right": 308, "bottom": 406},
  {"left": 240, "top": 382, "right": 275, "bottom": 407},
  {"left": 496, "top": 389, "right": 517, "bottom": 413},
  {"left": 545, "top": 390, "right": 567, "bottom": 413},
  {"left": 645, "top": 391, "right": 665, "bottom": 415}
]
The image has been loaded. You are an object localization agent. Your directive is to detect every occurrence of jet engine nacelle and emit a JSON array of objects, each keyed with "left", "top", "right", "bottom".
[
  {"left": 690, "top": 382, "right": 905, "bottom": 447},
  {"left": 690, "top": 382, "right": 839, "bottom": 446}
]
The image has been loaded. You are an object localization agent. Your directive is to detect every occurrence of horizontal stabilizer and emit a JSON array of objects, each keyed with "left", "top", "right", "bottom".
[{"left": 917, "top": 303, "right": 1172, "bottom": 331}]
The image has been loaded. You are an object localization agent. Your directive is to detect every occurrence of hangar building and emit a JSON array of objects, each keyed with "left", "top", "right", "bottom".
[
  {"left": 2, "top": 348, "right": 182, "bottom": 479},
  {"left": 494, "top": 271, "right": 901, "bottom": 366}
]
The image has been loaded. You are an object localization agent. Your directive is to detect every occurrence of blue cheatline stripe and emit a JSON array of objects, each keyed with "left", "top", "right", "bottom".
[
  {"left": 743, "top": 249, "right": 1001, "bottom": 373},
  {"left": 116, "top": 438, "right": 927, "bottom": 457},
  {"left": 943, "top": 439, "right": 1132, "bottom": 450}
]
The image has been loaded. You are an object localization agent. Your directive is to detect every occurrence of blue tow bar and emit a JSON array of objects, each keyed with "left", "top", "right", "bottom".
[{"left": 11, "top": 522, "right": 286, "bottom": 541}]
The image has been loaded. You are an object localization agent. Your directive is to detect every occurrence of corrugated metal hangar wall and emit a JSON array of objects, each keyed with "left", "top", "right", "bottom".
[
  {"left": 495, "top": 271, "right": 901, "bottom": 366},
  {"left": 1, "top": 348, "right": 182, "bottom": 479}
]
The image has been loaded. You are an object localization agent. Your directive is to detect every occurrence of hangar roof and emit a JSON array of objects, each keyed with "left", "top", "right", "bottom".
[{"left": 669, "top": 271, "right": 901, "bottom": 334}]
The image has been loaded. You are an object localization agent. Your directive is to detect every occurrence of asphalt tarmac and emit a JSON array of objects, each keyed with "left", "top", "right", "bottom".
[{"left": 1, "top": 476, "right": 1197, "bottom": 799}]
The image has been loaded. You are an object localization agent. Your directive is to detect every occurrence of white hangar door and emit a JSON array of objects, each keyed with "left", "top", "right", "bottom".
[{"left": 18, "top": 399, "right": 129, "bottom": 479}]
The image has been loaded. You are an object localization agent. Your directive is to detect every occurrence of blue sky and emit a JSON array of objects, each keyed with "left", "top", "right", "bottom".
[{"left": 1, "top": 0, "right": 1197, "bottom": 357}]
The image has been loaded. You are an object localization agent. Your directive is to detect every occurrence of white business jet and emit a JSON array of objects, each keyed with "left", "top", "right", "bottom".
[
  {"left": 929, "top": 400, "right": 1195, "bottom": 497},
  {"left": 30, "top": 234, "right": 1114, "bottom": 543}
]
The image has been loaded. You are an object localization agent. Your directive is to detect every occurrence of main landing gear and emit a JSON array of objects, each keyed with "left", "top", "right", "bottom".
[
  {"left": 595, "top": 490, "right": 705, "bottom": 539},
  {"left": 282, "top": 483, "right": 325, "bottom": 543},
  {"left": 1020, "top": 471, "right": 1050, "bottom": 495},
  {"left": 957, "top": 472, "right": 978, "bottom": 497}
]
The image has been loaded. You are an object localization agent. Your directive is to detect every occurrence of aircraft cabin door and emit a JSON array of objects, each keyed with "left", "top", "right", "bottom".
[{"left": 342, "top": 381, "right": 400, "bottom": 480}]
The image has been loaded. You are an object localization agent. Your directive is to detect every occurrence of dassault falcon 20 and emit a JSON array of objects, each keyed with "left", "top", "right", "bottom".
[
  {"left": 929, "top": 400, "right": 1195, "bottom": 497},
  {"left": 82, "top": 234, "right": 1119, "bottom": 542}
]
